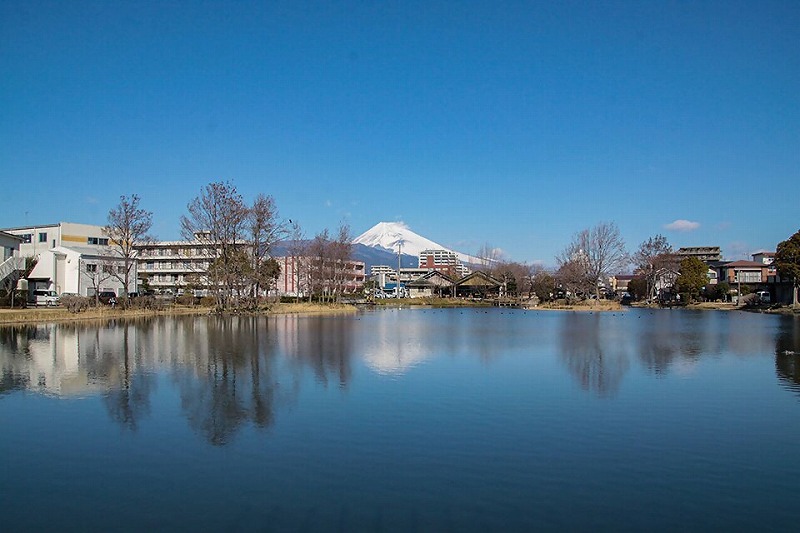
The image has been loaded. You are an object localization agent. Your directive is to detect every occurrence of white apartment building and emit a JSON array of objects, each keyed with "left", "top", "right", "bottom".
[
  {"left": 418, "top": 249, "right": 470, "bottom": 278},
  {"left": 135, "top": 238, "right": 223, "bottom": 294},
  {"left": 0, "top": 222, "right": 135, "bottom": 296}
]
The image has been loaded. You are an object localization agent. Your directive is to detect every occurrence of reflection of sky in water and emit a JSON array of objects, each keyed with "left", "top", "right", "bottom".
[{"left": 2, "top": 310, "right": 800, "bottom": 531}]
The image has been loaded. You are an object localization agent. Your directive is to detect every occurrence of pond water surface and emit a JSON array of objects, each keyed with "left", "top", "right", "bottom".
[{"left": 2, "top": 307, "right": 800, "bottom": 531}]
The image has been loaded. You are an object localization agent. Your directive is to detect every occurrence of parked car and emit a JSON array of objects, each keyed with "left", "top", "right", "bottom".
[
  {"left": 98, "top": 291, "right": 118, "bottom": 305},
  {"left": 756, "top": 290, "right": 771, "bottom": 304},
  {"left": 32, "top": 289, "right": 60, "bottom": 306}
]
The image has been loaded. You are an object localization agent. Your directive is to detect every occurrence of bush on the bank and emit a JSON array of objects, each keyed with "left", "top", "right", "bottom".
[
  {"left": 199, "top": 296, "right": 216, "bottom": 307},
  {"left": 175, "top": 294, "right": 195, "bottom": 306},
  {"left": 132, "top": 295, "right": 168, "bottom": 310},
  {"left": 61, "top": 295, "right": 94, "bottom": 313}
]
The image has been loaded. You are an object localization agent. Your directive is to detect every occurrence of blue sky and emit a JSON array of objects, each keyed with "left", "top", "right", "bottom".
[{"left": 2, "top": 1, "right": 798, "bottom": 265}]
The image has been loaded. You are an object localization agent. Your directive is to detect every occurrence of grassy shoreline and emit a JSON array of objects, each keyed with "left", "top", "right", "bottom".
[
  {"left": 2, "top": 300, "right": 795, "bottom": 326},
  {"left": 0, "top": 302, "right": 358, "bottom": 326}
]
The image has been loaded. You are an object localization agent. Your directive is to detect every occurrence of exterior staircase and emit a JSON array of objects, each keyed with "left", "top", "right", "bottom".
[{"left": 0, "top": 256, "right": 26, "bottom": 287}]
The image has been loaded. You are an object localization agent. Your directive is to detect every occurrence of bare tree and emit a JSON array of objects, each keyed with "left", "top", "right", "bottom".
[
  {"left": 181, "top": 181, "right": 249, "bottom": 310},
  {"left": 104, "top": 194, "right": 153, "bottom": 299},
  {"left": 556, "top": 257, "right": 594, "bottom": 302},
  {"left": 330, "top": 222, "right": 353, "bottom": 303},
  {"left": 286, "top": 220, "right": 308, "bottom": 302},
  {"left": 491, "top": 261, "right": 532, "bottom": 298},
  {"left": 558, "top": 222, "right": 628, "bottom": 300},
  {"left": 633, "top": 234, "right": 678, "bottom": 300},
  {"left": 307, "top": 229, "right": 331, "bottom": 302},
  {"left": 82, "top": 258, "right": 114, "bottom": 306},
  {"left": 477, "top": 243, "right": 503, "bottom": 269},
  {"left": 248, "top": 194, "right": 286, "bottom": 305}
]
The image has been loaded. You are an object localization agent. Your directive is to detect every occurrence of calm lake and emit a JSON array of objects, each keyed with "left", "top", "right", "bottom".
[{"left": 2, "top": 307, "right": 800, "bottom": 531}]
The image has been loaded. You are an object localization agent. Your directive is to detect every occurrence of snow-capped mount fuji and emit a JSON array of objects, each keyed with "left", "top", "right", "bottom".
[{"left": 353, "top": 222, "right": 482, "bottom": 265}]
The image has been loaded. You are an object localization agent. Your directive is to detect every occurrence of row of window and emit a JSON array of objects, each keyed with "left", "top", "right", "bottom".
[
  {"left": 735, "top": 272, "right": 762, "bottom": 283},
  {"left": 139, "top": 247, "right": 214, "bottom": 257},
  {"left": 85, "top": 264, "right": 125, "bottom": 274},
  {"left": 150, "top": 274, "right": 183, "bottom": 283},
  {"left": 19, "top": 233, "right": 108, "bottom": 246},
  {"left": 143, "top": 261, "right": 209, "bottom": 270},
  {"left": 19, "top": 233, "right": 47, "bottom": 244}
]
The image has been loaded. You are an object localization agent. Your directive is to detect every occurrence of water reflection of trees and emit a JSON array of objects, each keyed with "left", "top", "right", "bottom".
[
  {"left": 103, "top": 326, "right": 155, "bottom": 431},
  {"left": 173, "top": 316, "right": 283, "bottom": 445},
  {"left": 278, "top": 315, "right": 354, "bottom": 388},
  {"left": 0, "top": 315, "right": 360, "bottom": 446},
  {"left": 775, "top": 318, "right": 800, "bottom": 395},
  {"left": 559, "top": 313, "right": 629, "bottom": 397}
]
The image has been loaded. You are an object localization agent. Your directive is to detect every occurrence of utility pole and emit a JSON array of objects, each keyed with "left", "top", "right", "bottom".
[{"left": 396, "top": 240, "right": 402, "bottom": 299}]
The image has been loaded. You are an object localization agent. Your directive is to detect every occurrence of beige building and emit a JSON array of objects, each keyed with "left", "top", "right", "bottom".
[{"left": 0, "top": 222, "right": 135, "bottom": 296}]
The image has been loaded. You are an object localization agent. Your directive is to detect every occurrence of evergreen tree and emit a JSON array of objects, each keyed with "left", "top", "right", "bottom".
[{"left": 776, "top": 229, "right": 800, "bottom": 306}]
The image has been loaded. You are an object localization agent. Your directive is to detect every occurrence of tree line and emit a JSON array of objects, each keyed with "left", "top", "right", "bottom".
[
  {"left": 101, "top": 185, "right": 800, "bottom": 309},
  {"left": 480, "top": 222, "right": 800, "bottom": 306},
  {"left": 100, "top": 181, "right": 355, "bottom": 311}
]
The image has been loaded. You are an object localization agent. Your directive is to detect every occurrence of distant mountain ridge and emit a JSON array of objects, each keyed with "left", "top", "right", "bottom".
[
  {"left": 271, "top": 240, "right": 417, "bottom": 274},
  {"left": 353, "top": 222, "right": 482, "bottom": 265},
  {"left": 272, "top": 222, "right": 483, "bottom": 275}
]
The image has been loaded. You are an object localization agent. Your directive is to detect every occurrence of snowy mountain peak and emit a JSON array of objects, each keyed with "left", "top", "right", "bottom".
[{"left": 353, "top": 222, "right": 481, "bottom": 265}]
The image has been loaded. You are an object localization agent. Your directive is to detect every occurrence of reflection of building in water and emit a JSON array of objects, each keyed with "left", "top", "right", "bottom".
[
  {"left": 0, "top": 324, "right": 125, "bottom": 396},
  {"left": 272, "top": 314, "right": 355, "bottom": 386}
]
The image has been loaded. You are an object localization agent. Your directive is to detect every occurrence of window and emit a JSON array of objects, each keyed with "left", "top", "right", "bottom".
[
  {"left": 86, "top": 264, "right": 97, "bottom": 273},
  {"left": 117, "top": 266, "right": 125, "bottom": 274},
  {"left": 21, "top": 233, "right": 32, "bottom": 243},
  {"left": 87, "top": 237, "right": 109, "bottom": 246},
  {"left": 38, "top": 232, "right": 47, "bottom": 243},
  {"left": 103, "top": 265, "right": 113, "bottom": 273},
  {"left": 736, "top": 271, "right": 761, "bottom": 283},
  {"left": 146, "top": 262, "right": 154, "bottom": 270}
]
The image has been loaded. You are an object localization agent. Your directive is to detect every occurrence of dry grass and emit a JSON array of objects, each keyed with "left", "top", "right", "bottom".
[
  {"left": 0, "top": 305, "right": 210, "bottom": 325},
  {"left": 534, "top": 300, "right": 624, "bottom": 312},
  {"left": 0, "top": 302, "right": 363, "bottom": 325},
  {"left": 687, "top": 302, "right": 740, "bottom": 311},
  {"left": 266, "top": 302, "right": 358, "bottom": 315}
]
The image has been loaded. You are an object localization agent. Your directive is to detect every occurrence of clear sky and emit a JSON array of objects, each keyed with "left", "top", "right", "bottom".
[{"left": 2, "top": 1, "right": 798, "bottom": 266}]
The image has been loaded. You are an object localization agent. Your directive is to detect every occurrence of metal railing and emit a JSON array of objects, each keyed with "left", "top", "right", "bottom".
[{"left": 0, "top": 256, "right": 25, "bottom": 284}]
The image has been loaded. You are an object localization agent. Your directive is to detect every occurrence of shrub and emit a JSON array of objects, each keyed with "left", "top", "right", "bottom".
[
  {"left": 128, "top": 295, "right": 165, "bottom": 310},
  {"left": 61, "top": 295, "right": 94, "bottom": 313},
  {"left": 175, "top": 294, "right": 195, "bottom": 306},
  {"left": 199, "top": 296, "right": 217, "bottom": 307}
]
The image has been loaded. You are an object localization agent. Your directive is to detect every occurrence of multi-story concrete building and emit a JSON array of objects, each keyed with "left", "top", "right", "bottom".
[
  {"left": 135, "top": 237, "right": 228, "bottom": 295},
  {"left": 275, "top": 256, "right": 366, "bottom": 297},
  {"left": 676, "top": 246, "right": 722, "bottom": 262},
  {"left": 418, "top": 249, "right": 470, "bottom": 278},
  {"left": 0, "top": 222, "right": 135, "bottom": 296}
]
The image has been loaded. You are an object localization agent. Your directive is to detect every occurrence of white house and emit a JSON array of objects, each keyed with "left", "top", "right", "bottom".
[
  {"left": 0, "top": 231, "right": 25, "bottom": 291},
  {"left": 0, "top": 222, "right": 136, "bottom": 296}
]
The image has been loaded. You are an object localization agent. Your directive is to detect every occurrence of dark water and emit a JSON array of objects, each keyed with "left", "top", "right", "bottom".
[{"left": 1, "top": 308, "right": 799, "bottom": 531}]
